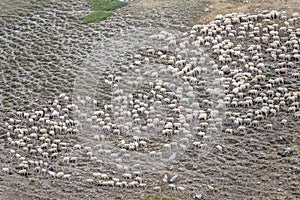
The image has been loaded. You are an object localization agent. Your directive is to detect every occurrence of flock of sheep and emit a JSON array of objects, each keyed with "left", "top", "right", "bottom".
[
  {"left": 188, "top": 10, "right": 300, "bottom": 132},
  {"left": 1, "top": 8, "right": 299, "bottom": 198}
]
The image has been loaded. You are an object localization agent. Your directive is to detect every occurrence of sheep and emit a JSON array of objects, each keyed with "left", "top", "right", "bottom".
[
  {"left": 70, "top": 157, "right": 78, "bottom": 163},
  {"left": 18, "top": 169, "right": 28, "bottom": 176},
  {"left": 100, "top": 173, "right": 109, "bottom": 180},
  {"left": 73, "top": 144, "right": 82, "bottom": 150},
  {"left": 50, "top": 152, "right": 58, "bottom": 159},
  {"left": 56, "top": 172, "right": 64, "bottom": 179},
  {"left": 127, "top": 181, "right": 139, "bottom": 188},
  {"left": 123, "top": 173, "right": 132, "bottom": 179},
  {"left": 115, "top": 182, "right": 123, "bottom": 187},
  {"left": 198, "top": 112, "right": 208, "bottom": 121},
  {"left": 294, "top": 111, "right": 300, "bottom": 119},
  {"left": 139, "top": 141, "right": 147, "bottom": 148},
  {"left": 42, "top": 152, "right": 49, "bottom": 158},
  {"left": 162, "top": 129, "right": 173, "bottom": 136},
  {"left": 237, "top": 126, "right": 246, "bottom": 133},
  {"left": 2, "top": 168, "right": 10, "bottom": 174},
  {"left": 93, "top": 173, "right": 102, "bottom": 178},
  {"left": 199, "top": 122, "right": 209, "bottom": 129},
  {"left": 49, "top": 147, "right": 57, "bottom": 153},
  {"left": 85, "top": 179, "right": 95, "bottom": 184},
  {"left": 164, "top": 182, "right": 175, "bottom": 191},
  {"left": 164, "top": 122, "right": 173, "bottom": 129},
  {"left": 193, "top": 141, "right": 202, "bottom": 148},
  {"left": 48, "top": 171, "right": 56, "bottom": 178},
  {"left": 97, "top": 181, "right": 115, "bottom": 187},
  {"left": 62, "top": 157, "right": 70, "bottom": 164},
  {"left": 265, "top": 124, "right": 273, "bottom": 130},
  {"left": 134, "top": 176, "right": 143, "bottom": 183}
]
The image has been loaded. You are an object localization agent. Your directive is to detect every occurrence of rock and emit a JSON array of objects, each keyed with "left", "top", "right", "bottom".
[
  {"left": 277, "top": 136, "right": 288, "bottom": 143},
  {"left": 281, "top": 147, "right": 293, "bottom": 157},
  {"left": 194, "top": 194, "right": 203, "bottom": 199},
  {"left": 192, "top": 164, "right": 198, "bottom": 170},
  {"left": 169, "top": 174, "right": 178, "bottom": 183}
]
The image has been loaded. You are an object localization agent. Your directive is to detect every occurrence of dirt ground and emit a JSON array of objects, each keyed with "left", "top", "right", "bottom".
[{"left": 0, "top": 0, "right": 299, "bottom": 199}]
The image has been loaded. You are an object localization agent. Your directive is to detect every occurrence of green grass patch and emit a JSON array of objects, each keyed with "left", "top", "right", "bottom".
[
  {"left": 83, "top": 0, "right": 128, "bottom": 23},
  {"left": 83, "top": 10, "right": 113, "bottom": 23},
  {"left": 90, "top": 0, "right": 127, "bottom": 11}
]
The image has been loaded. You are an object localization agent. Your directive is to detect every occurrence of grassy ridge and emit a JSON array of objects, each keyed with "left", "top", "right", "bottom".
[
  {"left": 83, "top": 10, "right": 113, "bottom": 23},
  {"left": 90, "top": 0, "right": 127, "bottom": 11},
  {"left": 83, "top": 0, "right": 128, "bottom": 23}
]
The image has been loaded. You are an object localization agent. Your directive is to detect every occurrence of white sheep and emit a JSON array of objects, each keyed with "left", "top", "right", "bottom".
[
  {"left": 63, "top": 156, "right": 70, "bottom": 164},
  {"left": 123, "top": 173, "right": 132, "bottom": 179},
  {"left": 18, "top": 169, "right": 28, "bottom": 176},
  {"left": 101, "top": 181, "right": 115, "bottom": 187},
  {"left": 100, "top": 173, "right": 109, "bottom": 180},
  {"left": 139, "top": 141, "right": 147, "bottom": 148},
  {"left": 73, "top": 144, "right": 82, "bottom": 150},
  {"left": 2, "top": 168, "right": 9, "bottom": 174},
  {"left": 169, "top": 184, "right": 176, "bottom": 191},
  {"left": 48, "top": 171, "right": 56, "bottom": 178},
  {"left": 70, "top": 157, "right": 78, "bottom": 163},
  {"left": 198, "top": 112, "right": 207, "bottom": 121},
  {"left": 56, "top": 172, "right": 64, "bottom": 179},
  {"left": 128, "top": 181, "right": 139, "bottom": 188},
  {"left": 193, "top": 141, "right": 202, "bottom": 148},
  {"left": 85, "top": 179, "right": 94, "bottom": 184}
]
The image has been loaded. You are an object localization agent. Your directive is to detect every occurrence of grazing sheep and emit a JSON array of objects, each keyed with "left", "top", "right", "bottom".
[
  {"left": 127, "top": 181, "right": 139, "bottom": 188},
  {"left": 48, "top": 171, "right": 56, "bottom": 178},
  {"left": 56, "top": 172, "right": 64, "bottom": 179},
  {"left": 18, "top": 169, "right": 28, "bottom": 176},
  {"left": 2, "top": 168, "right": 9, "bottom": 174},
  {"left": 123, "top": 173, "right": 132, "bottom": 179}
]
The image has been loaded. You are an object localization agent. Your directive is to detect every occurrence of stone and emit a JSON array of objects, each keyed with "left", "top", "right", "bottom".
[
  {"left": 169, "top": 174, "right": 178, "bottom": 183},
  {"left": 194, "top": 194, "right": 203, "bottom": 199},
  {"left": 281, "top": 147, "right": 293, "bottom": 157}
]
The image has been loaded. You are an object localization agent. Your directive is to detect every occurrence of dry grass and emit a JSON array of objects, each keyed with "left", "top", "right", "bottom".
[
  {"left": 135, "top": 0, "right": 164, "bottom": 9},
  {"left": 198, "top": 0, "right": 300, "bottom": 23},
  {"left": 141, "top": 193, "right": 179, "bottom": 200},
  {"left": 0, "top": 0, "right": 33, "bottom": 15}
]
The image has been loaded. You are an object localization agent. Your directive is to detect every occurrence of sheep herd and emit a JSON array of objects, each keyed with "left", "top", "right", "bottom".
[{"left": 1, "top": 7, "right": 300, "bottom": 199}]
